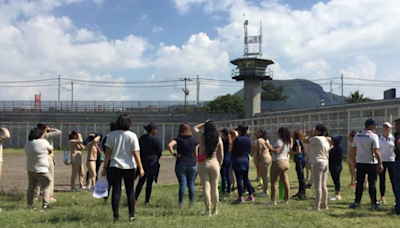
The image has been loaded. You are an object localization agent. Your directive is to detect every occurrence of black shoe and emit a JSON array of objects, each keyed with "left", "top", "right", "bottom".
[
  {"left": 114, "top": 217, "right": 119, "bottom": 223},
  {"left": 41, "top": 205, "right": 50, "bottom": 212},
  {"left": 305, "top": 184, "right": 312, "bottom": 189},
  {"left": 298, "top": 194, "right": 307, "bottom": 200},
  {"left": 291, "top": 193, "right": 299, "bottom": 198}
]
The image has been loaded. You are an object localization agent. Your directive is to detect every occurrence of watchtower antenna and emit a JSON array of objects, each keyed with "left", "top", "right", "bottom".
[{"left": 243, "top": 20, "right": 263, "bottom": 57}]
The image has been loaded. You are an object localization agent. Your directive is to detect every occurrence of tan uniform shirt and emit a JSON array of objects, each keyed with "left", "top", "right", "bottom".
[{"left": 0, "top": 128, "right": 11, "bottom": 163}]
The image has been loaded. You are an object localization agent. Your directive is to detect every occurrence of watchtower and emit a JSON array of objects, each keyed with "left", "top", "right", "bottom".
[{"left": 231, "top": 20, "right": 274, "bottom": 118}]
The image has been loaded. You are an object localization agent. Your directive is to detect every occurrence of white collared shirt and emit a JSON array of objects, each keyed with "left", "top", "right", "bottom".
[
  {"left": 380, "top": 134, "right": 395, "bottom": 162},
  {"left": 352, "top": 130, "right": 380, "bottom": 164}
]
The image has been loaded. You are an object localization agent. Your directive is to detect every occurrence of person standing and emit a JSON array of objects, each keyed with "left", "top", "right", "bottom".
[
  {"left": 0, "top": 127, "right": 10, "bottom": 212},
  {"left": 229, "top": 129, "right": 238, "bottom": 191},
  {"left": 68, "top": 131, "right": 86, "bottom": 191},
  {"left": 102, "top": 122, "right": 117, "bottom": 204},
  {"left": 394, "top": 119, "right": 400, "bottom": 214},
  {"left": 349, "top": 118, "right": 383, "bottom": 210},
  {"left": 347, "top": 131, "right": 357, "bottom": 189},
  {"left": 135, "top": 123, "right": 162, "bottom": 206},
  {"left": 254, "top": 129, "right": 272, "bottom": 197},
  {"left": 167, "top": 123, "right": 198, "bottom": 207},
  {"left": 86, "top": 133, "right": 102, "bottom": 190},
  {"left": 291, "top": 130, "right": 306, "bottom": 200},
  {"left": 102, "top": 114, "right": 144, "bottom": 223},
  {"left": 84, "top": 133, "right": 103, "bottom": 184},
  {"left": 25, "top": 128, "right": 53, "bottom": 211},
  {"left": 266, "top": 127, "right": 291, "bottom": 205},
  {"left": 231, "top": 125, "right": 255, "bottom": 203},
  {"left": 378, "top": 122, "right": 395, "bottom": 205},
  {"left": 35, "top": 124, "right": 61, "bottom": 203},
  {"left": 220, "top": 128, "right": 232, "bottom": 195},
  {"left": 194, "top": 120, "right": 224, "bottom": 217},
  {"left": 329, "top": 135, "right": 344, "bottom": 201},
  {"left": 304, "top": 124, "right": 331, "bottom": 211}
]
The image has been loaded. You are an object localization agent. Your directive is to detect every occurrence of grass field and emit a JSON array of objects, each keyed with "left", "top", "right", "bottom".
[{"left": 1, "top": 149, "right": 400, "bottom": 228}]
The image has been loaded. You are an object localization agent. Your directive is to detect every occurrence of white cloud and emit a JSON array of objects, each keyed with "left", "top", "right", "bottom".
[
  {"left": 152, "top": 26, "right": 164, "bottom": 33},
  {"left": 140, "top": 14, "right": 148, "bottom": 21},
  {"left": 92, "top": 0, "right": 105, "bottom": 5},
  {"left": 340, "top": 56, "right": 376, "bottom": 80},
  {"left": 173, "top": 0, "right": 235, "bottom": 14}
]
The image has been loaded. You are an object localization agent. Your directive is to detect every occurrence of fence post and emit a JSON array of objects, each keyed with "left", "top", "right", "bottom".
[
  {"left": 26, "top": 123, "right": 29, "bottom": 144},
  {"left": 162, "top": 124, "right": 165, "bottom": 148},
  {"left": 347, "top": 111, "right": 351, "bottom": 139},
  {"left": 336, "top": 112, "right": 339, "bottom": 135},
  {"left": 60, "top": 123, "right": 63, "bottom": 150},
  {"left": 171, "top": 124, "right": 174, "bottom": 140},
  {"left": 18, "top": 123, "right": 20, "bottom": 148},
  {"left": 384, "top": 109, "right": 388, "bottom": 122}
]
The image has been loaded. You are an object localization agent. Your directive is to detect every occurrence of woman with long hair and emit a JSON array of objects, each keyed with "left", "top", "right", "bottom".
[
  {"left": 68, "top": 131, "right": 86, "bottom": 191},
  {"left": 231, "top": 125, "right": 255, "bottom": 203},
  {"left": 194, "top": 120, "right": 224, "bottom": 216},
  {"left": 229, "top": 129, "right": 238, "bottom": 191},
  {"left": 291, "top": 130, "right": 307, "bottom": 200},
  {"left": 167, "top": 123, "right": 198, "bottom": 207},
  {"left": 347, "top": 131, "right": 357, "bottom": 188},
  {"left": 304, "top": 124, "right": 331, "bottom": 211},
  {"left": 254, "top": 128, "right": 272, "bottom": 197},
  {"left": 220, "top": 128, "right": 232, "bottom": 195},
  {"left": 85, "top": 133, "right": 102, "bottom": 190},
  {"left": 101, "top": 114, "right": 144, "bottom": 223},
  {"left": 266, "top": 127, "right": 292, "bottom": 205}
]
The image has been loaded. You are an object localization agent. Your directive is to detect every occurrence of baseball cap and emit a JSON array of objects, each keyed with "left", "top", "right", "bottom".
[
  {"left": 383, "top": 122, "right": 392, "bottom": 128},
  {"left": 365, "top": 118, "right": 378, "bottom": 128},
  {"left": 144, "top": 122, "right": 158, "bottom": 132},
  {"left": 220, "top": 128, "right": 230, "bottom": 135}
]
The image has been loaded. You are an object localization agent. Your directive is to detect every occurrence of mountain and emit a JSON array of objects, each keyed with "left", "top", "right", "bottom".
[{"left": 235, "top": 79, "right": 345, "bottom": 112}]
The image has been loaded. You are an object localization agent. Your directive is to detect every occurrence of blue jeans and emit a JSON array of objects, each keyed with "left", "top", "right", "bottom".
[
  {"left": 221, "top": 159, "right": 232, "bottom": 193},
  {"left": 395, "top": 161, "right": 400, "bottom": 214},
  {"left": 175, "top": 165, "right": 197, "bottom": 204},
  {"left": 234, "top": 169, "right": 254, "bottom": 197},
  {"left": 295, "top": 157, "right": 306, "bottom": 194}
]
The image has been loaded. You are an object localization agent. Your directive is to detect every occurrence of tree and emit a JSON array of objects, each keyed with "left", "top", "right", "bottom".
[
  {"left": 208, "top": 94, "right": 243, "bottom": 114},
  {"left": 346, "top": 90, "right": 372, "bottom": 103},
  {"left": 261, "top": 82, "right": 288, "bottom": 101}
]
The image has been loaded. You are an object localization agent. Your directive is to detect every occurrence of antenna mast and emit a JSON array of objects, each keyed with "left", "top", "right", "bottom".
[{"left": 243, "top": 20, "right": 263, "bottom": 57}]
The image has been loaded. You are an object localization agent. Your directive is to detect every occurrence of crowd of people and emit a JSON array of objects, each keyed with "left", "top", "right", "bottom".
[{"left": 1, "top": 115, "right": 400, "bottom": 221}]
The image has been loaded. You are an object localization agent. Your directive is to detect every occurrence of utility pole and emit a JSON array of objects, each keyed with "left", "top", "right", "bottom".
[
  {"left": 341, "top": 74, "right": 344, "bottom": 104},
  {"left": 180, "top": 78, "right": 191, "bottom": 111},
  {"left": 58, "top": 75, "right": 60, "bottom": 110},
  {"left": 196, "top": 75, "right": 200, "bottom": 107},
  {"left": 330, "top": 80, "right": 333, "bottom": 105},
  {"left": 71, "top": 81, "right": 74, "bottom": 110}
]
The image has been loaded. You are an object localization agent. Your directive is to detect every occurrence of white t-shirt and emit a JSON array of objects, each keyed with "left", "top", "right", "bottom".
[
  {"left": 25, "top": 139, "right": 53, "bottom": 173},
  {"left": 308, "top": 136, "right": 330, "bottom": 164},
  {"left": 105, "top": 130, "right": 140, "bottom": 170},
  {"left": 380, "top": 134, "right": 395, "bottom": 162},
  {"left": 352, "top": 130, "right": 380, "bottom": 164},
  {"left": 271, "top": 139, "right": 290, "bottom": 162}
]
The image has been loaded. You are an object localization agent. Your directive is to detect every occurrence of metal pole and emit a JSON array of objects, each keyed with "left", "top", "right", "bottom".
[
  {"left": 71, "top": 81, "right": 74, "bottom": 111},
  {"left": 184, "top": 78, "right": 187, "bottom": 111},
  {"left": 196, "top": 75, "right": 200, "bottom": 106},
  {"left": 58, "top": 75, "right": 61, "bottom": 110},
  {"left": 341, "top": 74, "right": 344, "bottom": 104},
  {"left": 330, "top": 80, "right": 333, "bottom": 105}
]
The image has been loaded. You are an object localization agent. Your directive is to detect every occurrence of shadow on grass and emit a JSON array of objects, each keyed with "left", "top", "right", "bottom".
[{"left": 0, "top": 187, "right": 24, "bottom": 201}]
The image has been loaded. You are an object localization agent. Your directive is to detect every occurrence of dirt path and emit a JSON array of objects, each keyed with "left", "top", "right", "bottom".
[{"left": 0, "top": 152, "right": 179, "bottom": 192}]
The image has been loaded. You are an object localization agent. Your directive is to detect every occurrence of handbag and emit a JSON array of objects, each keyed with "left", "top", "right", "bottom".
[{"left": 92, "top": 176, "right": 109, "bottom": 198}]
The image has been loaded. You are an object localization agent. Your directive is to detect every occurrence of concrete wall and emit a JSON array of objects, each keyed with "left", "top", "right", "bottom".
[{"left": 243, "top": 78, "right": 261, "bottom": 119}]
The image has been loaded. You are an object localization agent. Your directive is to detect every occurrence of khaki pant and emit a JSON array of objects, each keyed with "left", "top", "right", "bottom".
[
  {"left": 71, "top": 153, "right": 85, "bottom": 188},
  {"left": 27, "top": 171, "right": 51, "bottom": 206},
  {"left": 87, "top": 161, "right": 97, "bottom": 188},
  {"left": 259, "top": 156, "right": 272, "bottom": 193},
  {"left": 0, "top": 163, "right": 3, "bottom": 182},
  {"left": 35, "top": 156, "right": 54, "bottom": 198},
  {"left": 198, "top": 158, "right": 220, "bottom": 211},
  {"left": 270, "top": 160, "right": 290, "bottom": 201},
  {"left": 312, "top": 161, "right": 328, "bottom": 210}
]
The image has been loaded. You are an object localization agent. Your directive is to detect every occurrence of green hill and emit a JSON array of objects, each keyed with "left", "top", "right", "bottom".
[{"left": 235, "top": 79, "right": 344, "bottom": 111}]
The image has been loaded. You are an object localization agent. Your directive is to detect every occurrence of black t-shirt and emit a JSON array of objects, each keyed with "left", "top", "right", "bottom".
[
  {"left": 395, "top": 132, "right": 400, "bottom": 161},
  {"left": 139, "top": 134, "right": 162, "bottom": 164},
  {"left": 174, "top": 136, "right": 198, "bottom": 166}
]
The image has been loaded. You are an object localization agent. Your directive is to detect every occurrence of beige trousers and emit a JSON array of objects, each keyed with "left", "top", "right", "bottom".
[
  {"left": 270, "top": 160, "right": 290, "bottom": 201},
  {"left": 198, "top": 158, "right": 220, "bottom": 211},
  {"left": 87, "top": 161, "right": 97, "bottom": 188},
  {"left": 258, "top": 156, "right": 272, "bottom": 192},
  {"left": 71, "top": 153, "right": 85, "bottom": 188},
  {"left": 35, "top": 156, "right": 54, "bottom": 198},
  {"left": 312, "top": 161, "right": 328, "bottom": 210},
  {"left": 27, "top": 171, "right": 51, "bottom": 206}
]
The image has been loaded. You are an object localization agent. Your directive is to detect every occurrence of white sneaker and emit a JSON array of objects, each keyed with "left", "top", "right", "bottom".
[
  {"left": 329, "top": 195, "right": 342, "bottom": 201},
  {"left": 257, "top": 192, "right": 267, "bottom": 197},
  {"left": 380, "top": 200, "right": 387, "bottom": 205},
  {"left": 212, "top": 208, "right": 218, "bottom": 216},
  {"left": 268, "top": 200, "right": 277, "bottom": 205},
  {"left": 202, "top": 210, "right": 212, "bottom": 217},
  {"left": 80, "top": 186, "right": 87, "bottom": 190}
]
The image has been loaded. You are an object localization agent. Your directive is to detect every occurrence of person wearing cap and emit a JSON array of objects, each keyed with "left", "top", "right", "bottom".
[
  {"left": 304, "top": 124, "right": 331, "bottom": 211},
  {"left": 378, "top": 122, "right": 395, "bottom": 205},
  {"left": 349, "top": 118, "right": 383, "bottom": 210},
  {"left": 134, "top": 123, "right": 162, "bottom": 206},
  {"left": 220, "top": 128, "right": 233, "bottom": 195},
  {"left": 266, "top": 127, "right": 292, "bottom": 205},
  {"left": 254, "top": 128, "right": 272, "bottom": 197},
  {"left": 393, "top": 119, "right": 400, "bottom": 214},
  {"left": 231, "top": 125, "right": 255, "bottom": 203}
]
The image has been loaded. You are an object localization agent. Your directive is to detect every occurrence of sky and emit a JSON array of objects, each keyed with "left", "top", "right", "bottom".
[{"left": 0, "top": 0, "right": 400, "bottom": 102}]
